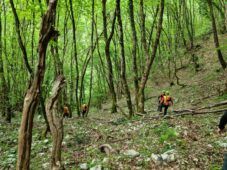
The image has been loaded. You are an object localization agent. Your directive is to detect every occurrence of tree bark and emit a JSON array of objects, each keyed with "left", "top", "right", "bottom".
[
  {"left": 102, "top": 0, "right": 117, "bottom": 113},
  {"left": 16, "top": 1, "right": 59, "bottom": 169},
  {"left": 138, "top": 0, "right": 165, "bottom": 113},
  {"left": 69, "top": 0, "right": 80, "bottom": 116},
  {"left": 0, "top": 5, "right": 10, "bottom": 122},
  {"left": 46, "top": 75, "right": 65, "bottom": 170},
  {"left": 116, "top": 0, "right": 134, "bottom": 118},
  {"left": 128, "top": 0, "right": 139, "bottom": 111},
  {"left": 87, "top": 0, "right": 95, "bottom": 117},
  {"left": 207, "top": 0, "right": 227, "bottom": 69}
]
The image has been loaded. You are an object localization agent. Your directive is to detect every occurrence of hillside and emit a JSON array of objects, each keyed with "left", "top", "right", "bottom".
[{"left": 1, "top": 33, "right": 227, "bottom": 170}]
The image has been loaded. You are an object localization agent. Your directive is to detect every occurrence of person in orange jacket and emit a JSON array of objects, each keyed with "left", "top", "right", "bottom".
[
  {"left": 81, "top": 104, "right": 88, "bottom": 117},
  {"left": 163, "top": 91, "right": 173, "bottom": 116}
]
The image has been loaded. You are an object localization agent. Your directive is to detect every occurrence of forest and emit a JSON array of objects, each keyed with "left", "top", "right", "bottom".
[{"left": 1, "top": 0, "right": 227, "bottom": 169}]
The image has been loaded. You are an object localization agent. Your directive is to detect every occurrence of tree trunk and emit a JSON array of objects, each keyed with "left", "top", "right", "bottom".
[
  {"left": 138, "top": 0, "right": 165, "bottom": 113},
  {"left": 0, "top": 6, "right": 10, "bottom": 122},
  {"left": 69, "top": 0, "right": 80, "bottom": 116},
  {"left": 9, "top": 0, "right": 33, "bottom": 76},
  {"left": 116, "top": 0, "right": 134, "bottom": 118},
  {"left": 46, "top": 75, "right": 65, "bottom": 170},
  {"left": 207, "top": 0, "right": 227, "bottom": 69},
  {"left": 16, "top": 1, "right": 59, "bottom": 169},
  {"left": 128, "top": 0, "right": 139, "bottom": 111},
  {"left": 87, "top": 0, "right": 95, "bottom": 117},
  {"left": 102, "top": 0, "right": 117, "bottom": 113}
]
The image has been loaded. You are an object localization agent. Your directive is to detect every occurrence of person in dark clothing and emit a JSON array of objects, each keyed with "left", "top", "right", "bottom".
[
  {"left": 163, "top": 91, "right": 173, "bottom": 116},
  {"left": 157, "top": 90, "right": 165, "bottom": 112},
  {"left": 219, "top": 111, "right": 227, "bottom": 133},
  {"left": 223, "top": 153, "right": 227, "bottom": 170}
]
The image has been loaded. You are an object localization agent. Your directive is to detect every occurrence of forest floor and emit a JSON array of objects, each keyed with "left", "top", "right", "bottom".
[{"left": 1, "top": 34, "right": 227, "bottom": 170}]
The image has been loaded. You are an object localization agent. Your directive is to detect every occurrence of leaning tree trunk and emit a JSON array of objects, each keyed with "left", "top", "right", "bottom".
[
  {"left": 16, "top": 1, "right": 59, "bottom": 169},
  {"left": 138, "top": 0, "right": 165, "bottom": 113},
  {"left": 46, "top": 75, "right": 65, "bottom": 170},
  {"left": 207, "top": 0, "right": 227, "bottom": 69}
]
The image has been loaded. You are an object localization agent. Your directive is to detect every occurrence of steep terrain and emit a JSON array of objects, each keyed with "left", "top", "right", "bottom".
[{"left": 1, "top": 33, "right": 227, "bottom": 170}]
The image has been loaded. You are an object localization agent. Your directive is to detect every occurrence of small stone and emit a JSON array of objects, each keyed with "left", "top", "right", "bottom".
[
  {"left": 207, "top": 144, "right": 213, "bottom": 149},
  {"left": 90, "top": 165, "right": 102, "bottom": 170},
  {"left": 124, "top": 149, "right": 140, "bottom": 158},
  {"left": 163, "top": 149, "right": 176, "bottom": 154},
  {"left": 79, "top": 163, "right": 88, "bottom": 170},
  {"left": 161, "top": 153, "right": 168, "bottom": 161},
  {"left": 151, "top": 153, "right": 163, "bottom": 165},
  {"left": 167, "top": 153, "right": 176, "bottom": 163}
]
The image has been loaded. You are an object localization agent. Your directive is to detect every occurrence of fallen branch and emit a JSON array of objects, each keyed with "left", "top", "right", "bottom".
[
  {"left": 174, "top": 100, "right": 227, "bottom": 114},
  {"left": 146, "top": 108, "right": 227, "bottom": 120},
  {"left": 196, "top": 100, "right": 227, "bottom": 111}
]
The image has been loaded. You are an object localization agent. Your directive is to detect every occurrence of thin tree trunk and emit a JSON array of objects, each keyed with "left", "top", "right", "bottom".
[
  {"left": 128, "top": 0, "right": 139, "bottom": 111},
  {"left": 0, "top": 5, "right": 10, "bottom": 122},
  {"left": 16, "top": 1, "right": 59, "bottom": 169},
  {"left": 46, "top": 75, "right": 65, "bottom": 170},
  {"left": 138, "top": 0, "right": 165, "bottom": 113},
  {"left": 102, "top": 0, "right": 117, "bottom": 113},
  {"left": 69, "top": 0, "right": 80, "bottom": 116},
  {"left": 207, "top": 0, "right": 227, "bottom": 69},
  {"left": 87, "top": 0, "right": 95, "bottom": 117},
  {"left": 116, "top": 0, "right": 133, "bottom": 118},
  {"left": 9, "top": 0, "right": 33, "bottom": 76}
]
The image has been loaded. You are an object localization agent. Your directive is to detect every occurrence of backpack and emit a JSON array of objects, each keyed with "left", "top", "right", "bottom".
[{"left": 163, "top": 96, "right": 171, "bottom": 106}]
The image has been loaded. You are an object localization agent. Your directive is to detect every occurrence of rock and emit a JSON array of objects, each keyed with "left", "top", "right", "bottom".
[
  {"left": 151, "top": 153, "right": 163, "bottom": 165},
  {"left": 79, "top": 163, "right": 88, "bottom": 170},
  {"left": 167, "top": 153, "right": 176, "bottom": 163},
  {"left": 124, "top": 149, "right": 140, "bottom": 158},
  {"left": 207, "top": 144, "right": 213, "bottom": 149},
  {"left": 161, "top": 153, "right": 168, "bottom": 161},
  {"left": 164, "top": 149, "right": 176, "bottom": 154},
  {"left": 90, "top": 165, "right": 102, "bottom": 170},
  {"left": 160, "top": 149, "right": 177, "bottom": 163}
]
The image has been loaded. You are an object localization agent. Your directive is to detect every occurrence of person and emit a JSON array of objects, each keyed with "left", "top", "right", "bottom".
[
  {"left": 81, "top": 104, "right": 88, "bottom": 117},
  {"left": 223, "top": 153, "right": 227, "bottom": 170},
  {"left": 63, "top": 105, "right": 70, "bottom": 118},
  {"left": 163, "top": 91, "right": 173, "bottom": 116},
  {"left": 218, "top": 110, "right": 227, "bottom": 133},
  {"left": 157, "top": 90, "right": 165, "bottom": 112}
]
